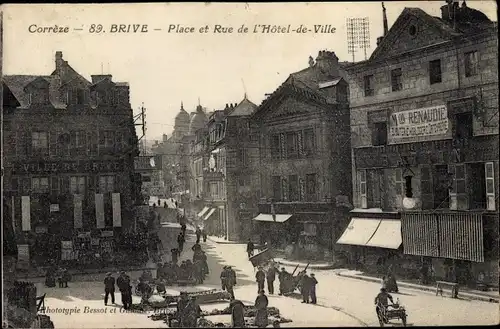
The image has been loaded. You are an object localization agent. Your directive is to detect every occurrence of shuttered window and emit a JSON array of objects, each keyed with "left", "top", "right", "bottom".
[
  {"left": 485, "top": 162, "right": 496, "bottom": 211},
  {"left": 359, "top": 170, "right": 367, "bottom": 208},
  {"left": 420, "top": 166, "right": 434, "bottom": 210},
  {"left": 272, "top": 176, "right": 281, "bottom": 201},
  {"left": 449, "top": 163, "right": 468, "bottom": 210}
]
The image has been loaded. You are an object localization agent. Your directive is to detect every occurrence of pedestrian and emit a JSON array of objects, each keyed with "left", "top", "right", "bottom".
[
  {"left": 278, "top": 267, "right": 289, "bottom": 295},
  {"left": 45, "top": 266, "right": 56, "bottom": 288},
  {"left": 226, "top": 266, "right": 237, "bottom": 299},
  {"left": 104, "top": 272, "right": 116, "bottom": 305},
  {"left": 254, "top": 290, "right": 269, "bottom": 328},
  {"left": 177, "top": 233, "right": 185, "bottom": 253},
  {"left": 117, "top": 271, "right": 132, "bottom": 309},
  {"left": 300, "top": 272, "right": 311, "bottom": 303},
  {"left": 220, "top": 266, "right": 228, "bottom": 291},
  {"left": 171, "top": 248, "right": 180, "bottom": 264},
  {"left": 309, "top": 273, "right": 318, "bottom": 304},
  {"left": 246, "top": 239, "right": 255, "bottom": 258},
  {"left": 266, "top": 263, "right": 277, "bottom": 294},
  {"left": 255, "top": 266, "right": 266, "bottom": 293},
  {"left": 181, "top": 223, "right": 187, "bottom": 233},
  {"left": 202, "top": 229, "right": 207, "bottom": 243},
  {"left": 230, "top": 299, "right": 245, "bottom": 328},
  {"left": 196, "top": 227, "right": 202, "bottom": 244},
  {"left": 164, "top": 201, "right": 167, "bottom": 208},
  {"left": 192, "top": 242, "right": 202, "bottom": 255},
  {"left": 193, "top": 259, "right": 204, "bottom": 284},
  {"left": 200, "top": 251, "right": 209, "bottom": 278},
  {"left": 58, "top": 268, "right": 70, "bottom": 288}
]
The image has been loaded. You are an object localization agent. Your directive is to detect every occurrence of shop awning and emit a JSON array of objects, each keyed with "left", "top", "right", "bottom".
[
  {"left": 197, "top": 207, "right": 209, "bottom": 218},
  {"left": 438, "top": 212, "right": 484, "bottom": 262},
  {"left": 204, "top": 208, "right": 216, "bottom": 221},
  {"left": 252, "top": 213, "right": 293, "bottom": 223},
  {"left": 336, "top": 218, "right": 380, "bottom": 246},
  {"left": 401, "top": 213, "right": 440, "bottom": 258},
  {"left": 365, "top": 219, "right": 402, "bottom": 249}
]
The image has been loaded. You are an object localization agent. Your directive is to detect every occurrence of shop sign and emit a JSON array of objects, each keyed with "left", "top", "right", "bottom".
[
  {"left": 77, "top": 232, "right": 91, "bottom": 238},
  {"left": 50, "top": 204, "right": 60, "bottom": 212},
  {"left": 12, "top": 160, "right": 125, "bottom": 175},
  {"left": 389, "top": 105, "right": 448, "bottom": 143},
  {"left": 101, "top": 230, "right": 114, "bottom": 237}
]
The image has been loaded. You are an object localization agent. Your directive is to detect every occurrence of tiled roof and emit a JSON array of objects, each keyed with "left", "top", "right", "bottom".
[
  {"left": 228, "top": 97, "right": 257, "bottom": 116},
  {"left": 2, "top": 75, "right": 66, "bottom": 109}
]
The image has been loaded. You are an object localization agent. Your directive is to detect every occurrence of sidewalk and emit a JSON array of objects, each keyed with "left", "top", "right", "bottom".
[
  {"left": 334, "top": 269, "right": 499, "bottom": 303},
  {"left": 206, "top": 235, "right": 244, "bottom": 245}
]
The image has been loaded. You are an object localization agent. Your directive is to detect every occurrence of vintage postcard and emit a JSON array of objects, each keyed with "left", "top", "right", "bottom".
[{"left": 1, "top": 1, "right": 499, "bottom": 328}]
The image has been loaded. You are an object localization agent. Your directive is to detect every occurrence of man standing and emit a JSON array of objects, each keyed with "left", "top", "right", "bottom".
[
  {"left": 227, "top": 266, "right": 237, "bottom": 299},
  {"left": 230, "top": 299, "right": 245, "bottom": 328},
  {"left": 309, "top": 273, "right": 318, "bottom": 304},
  {"left": 117, "top": 271, "right": 132, "bottom": 310},
  {"left": 104, "top": 272, "right": 116, "bottom": 305},
  {"left": 278, "top": 267, "right": 289, "bottom": 296},
  {"left": 171, "top": 248, "right": 180, "bottom": 264},
  {"left": 177, "top": 232, "right": 185, "bottom": 253},
  {"left": 300, "top": 272, "right": 311, "bottom": 303},
  {"left": 220, "top": 266, "right": 229, "bottom": 291},
  {"left": 195, "top": 227, "right": 202, "bottom": 244},
  {"left": 266, "top": 264, "right": 277, "bottom": 294},
  {"left": 255, "top": 266, "right": 266, "bottom": 294},
  {"left": 202, "top": 229, "right": 207, "bottom": 243},
  {"left": 254, "top": 290, "right": 269, "bottom": 328},
  {"left": 246, "top": 239, "right": 255, "bottom": 258}
]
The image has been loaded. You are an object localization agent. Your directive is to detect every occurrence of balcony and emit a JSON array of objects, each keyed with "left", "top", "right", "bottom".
[{"left": 354, "top": 135, "right": 498, "bottom": 169}]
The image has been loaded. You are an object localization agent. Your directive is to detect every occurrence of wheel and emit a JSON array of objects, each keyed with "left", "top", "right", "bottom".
[{"left": 401, "top": 314, "right": 407, "bottom": 327}]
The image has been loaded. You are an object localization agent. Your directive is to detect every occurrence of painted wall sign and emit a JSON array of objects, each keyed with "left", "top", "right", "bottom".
[
  {"left": 50, "top": 204, "right": 60, "bottom": 212},
  {"left": 12, "top": 160, "right": 125, "bottom": 175},
  {"left": 389, "top": 105, "right": 448, "bottom": 143}
]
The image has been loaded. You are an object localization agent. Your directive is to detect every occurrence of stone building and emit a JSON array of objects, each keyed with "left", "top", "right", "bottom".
[
  {"left": 2, "top": 51, "right": 140, "bottom": 268},
  {"left": 342, "top": 2, "right": 498, "bottom": 286},
  {"left": 252, "top": 51, "right": 353, "bottom": 259}
]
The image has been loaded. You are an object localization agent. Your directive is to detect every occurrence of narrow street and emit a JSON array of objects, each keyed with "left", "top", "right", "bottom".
[{"left": 36, "top": 220, "right": 499, "bottom": 327}]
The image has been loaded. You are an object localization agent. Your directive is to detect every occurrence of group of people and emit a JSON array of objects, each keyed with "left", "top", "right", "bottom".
[
  {"left": 297, "top": 270, "right": 318, "bottom": 304},
  {"left": 174, "top": 291, "right": 203, "bottom": 327},
  {"left": 45, "top": 266, "right": 71, "bottom": 288},
  {"left": 255, "top": 264, "right": 278, "bottom": 294},
  {"left": 102, "top": 271, "right": 133, "bottom": 309}
]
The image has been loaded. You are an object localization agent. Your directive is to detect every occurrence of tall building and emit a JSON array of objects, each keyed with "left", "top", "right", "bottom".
[
  {"left": 2, "top": 51, "right": 140, "bottom": 267},
  {"left": 251, "top": 51, "right": 353, "bottom": 259},
  {"left": 342, "top": 2, "right": 498, "bottom": 286}
]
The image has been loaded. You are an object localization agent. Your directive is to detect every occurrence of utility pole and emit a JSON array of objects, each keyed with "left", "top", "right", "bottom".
[{"left": 134, "top": 103, "right": 147, "bottom": 154}]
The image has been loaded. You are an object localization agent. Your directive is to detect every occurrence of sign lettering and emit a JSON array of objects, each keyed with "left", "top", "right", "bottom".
[
  {"left": 12, "top": 160, "right": 125, "bottom": 175},
  {"left": 389, "top": 105, "right": 449, "bottom": 143}
]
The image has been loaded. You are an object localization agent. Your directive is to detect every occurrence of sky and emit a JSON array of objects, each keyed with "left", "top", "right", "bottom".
[{"left": 2, "top": 1, "right": 498, "bottom": 141}]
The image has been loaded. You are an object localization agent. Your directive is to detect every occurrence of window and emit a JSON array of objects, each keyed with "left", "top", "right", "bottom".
[
  {"left": 272, "top": 176, "right": 281, "bottom": 201},
  {"left": 238, "top": 176, "right": 250, "bottom": 187},
  {"left": 250, "top": 133, "right": 259, "bottom": 142},
  {"left": 449, "top": 163, "right": 467, "bottom": 210},
  {"left": 209, "top": 182, "right": 219, "bottom": 199},
  {"left": 286, "top": 132, "right": 298, "bottom": 159},
  {"left": 50, "top": 177, "right": 59, "bottom": 195},
  {"left": 485, "top": 162, "right": 496, "bottom": 211},
  {"left": 32, "top": 131, "right": 48, "bottom": 154},
  {"left": 429, "top": 59, "right": 442, "bottom": 84},
  {"left": 391, "top": 68, "right": 402, "bottom": 92},
  {"left": 288, "top": 175, "right": 299, "bottom": 201},
  {"left": 364, "top": 75, "right": 374, "bottom": 96},
  {"left": 305, "top": 173, "right": 317, "bottom": 201},
  {"left": 469, "top": 163, "right": 486, "bottom": 210},
  {"left": 454, "top": 112, "right": 473, "bottom": 140},
  {"left": 303, "top": 129, "right": 315, "bottom": 156},
  {"left": 420, "top": 166, "right": 433, "bottom": 209},
  {"left": 464, "top": 51, "right": 479, "bottom": 77},
  {"left": 371, "top": 122, "right": 387, "bottom": 146},
  {"left": 32, "top": 177, "right": 49, "bottom": 193},
  {"left": 433, "top": 165, "right": 450, "bottom": 209},
  {"left": 99, "top": 131, "right": 115, "bottom": 149},
  {"left": 99, "top": 175, "right": 115, "bottom": 193},
  {"left": 70, "top": 176, "right": 86, "bottom": 194},
  {"left": 271, "top": 135, "right": 281, "bottom": 159},
  {"left": 367, "top": 169, "right": 384, "bottom": 208},
  {"left": 359, "top": 170, "right": 367, "bottom": 208}
]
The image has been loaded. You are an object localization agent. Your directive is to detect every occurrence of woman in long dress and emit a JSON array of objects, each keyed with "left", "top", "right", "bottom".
[
  {"left": 254, "top": 290, "right": 269, "bottom": 328},
  {"left": 230, "top": 299, "right": 246, "bottom": 328}
]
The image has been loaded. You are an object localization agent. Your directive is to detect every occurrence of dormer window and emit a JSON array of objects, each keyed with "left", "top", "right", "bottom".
[
  {"left": 67, "top": 88, "right": 88, "bottom": 105},
  {"left": 29, "top": 90, "right": 50, "bottom": 105}
]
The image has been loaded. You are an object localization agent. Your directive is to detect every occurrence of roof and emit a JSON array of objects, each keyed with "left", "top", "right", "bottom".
[
  {"left": 2, "top": 75, "right": 66, "bottom": 109},
  {"left": 318, "top": 77, "right": 343, "bottom": 89},
  {"left": 228, "top": 97, "right": 257, "bottom": 116}
]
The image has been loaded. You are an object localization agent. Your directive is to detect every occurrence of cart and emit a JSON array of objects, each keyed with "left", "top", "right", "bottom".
[
  {"left": 249, "top": 248, "right": 274, "bottom": 269},
  {"left": 280, "top": 263, "right": 310, "bottom": 295},
  {"left": 378, "top": 303, "right": 408, "bottom": 327}
]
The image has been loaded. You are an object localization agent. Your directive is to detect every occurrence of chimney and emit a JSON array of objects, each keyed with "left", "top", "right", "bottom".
[
  {"left": 315, "top": 50, "right": 339, "bottom": 77},
  {"left": 163, "top": 134, "right": 168, "bottom": 142},
  {"left": 55, "top": 51, "right": 65, "bottom": 76},
  {"left": 441, "top": 0, "right": 460, "bottom": 22},
  {"left": 377, "top": 36, "right": 384, "bottom": 46},
  {"left": 382, "top": 2, "right": 388, "bottom": 36}
]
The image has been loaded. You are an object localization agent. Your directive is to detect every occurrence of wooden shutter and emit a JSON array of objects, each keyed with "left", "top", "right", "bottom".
[
  {"left": 69, "top": 131, "right": 77, "bottom": 157},
  {"left": 420, "top": 166, "right": 434, "bottom": 210},
  {"left": 49, "top": 131, "right": 58, "bottom": 157},
  {"left": 359, "top": 170, "right": 367, "bottom": 208},
  {"left": 485, "top": 162, "right": 496, "bottom": 211},
  {"left": 51, "top": 177, "right": 59, "bottom": 196}
]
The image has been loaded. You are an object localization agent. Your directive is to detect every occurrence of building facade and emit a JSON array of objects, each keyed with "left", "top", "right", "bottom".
[
  {"left": 252, "top": 51, "right": 353, "bottom": 259},
  {"left": 2, "top": 51, "right": 140, "bottom": 267},
  {"left": 134, "top": 154, "right": 165, "bottom": 200},
  {"left": 343, "top": 3, "right": 498, "bottom": 286}
]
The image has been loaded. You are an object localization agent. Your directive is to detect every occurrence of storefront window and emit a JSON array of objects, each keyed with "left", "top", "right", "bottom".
[{"left": 32, "top": 177, "right": 49, "bottom": 193}]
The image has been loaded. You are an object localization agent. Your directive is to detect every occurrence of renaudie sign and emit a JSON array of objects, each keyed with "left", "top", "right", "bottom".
[
  {"left": 13, "top": 160, "right": 124, "bottom": 174},
  {"left": 389, "top": 105, "right": 448, "bottom": 142}
]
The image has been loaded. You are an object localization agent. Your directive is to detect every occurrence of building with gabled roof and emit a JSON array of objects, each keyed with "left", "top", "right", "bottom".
[
  {"left": 249, "top": 50, "right": 353, "bottom": 257},
  {"left": 342, "top": 1, "right": 498, "bottom": 286},
  {"left": 2, "top": 51, "right": 141, "bottom": 269}
]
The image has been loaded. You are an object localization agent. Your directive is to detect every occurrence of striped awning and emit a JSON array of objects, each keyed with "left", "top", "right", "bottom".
[
  {"left": 402, "top": 212, "right": 484, "bottom": 262},
  {"left": 197, "top": 207, "right": 209, "bottom": 218},
  {"left": 252, "top": 214, "right": 293, "bottom": 223},
  {"left": 438, "top": 212, "right": 484, "bottom": 263},
  {"left": 204, "top": 208, "right": 216, "bottom": 221},
  {"left": 401, "top": 213, "right": 440, "bottom": 257}
]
